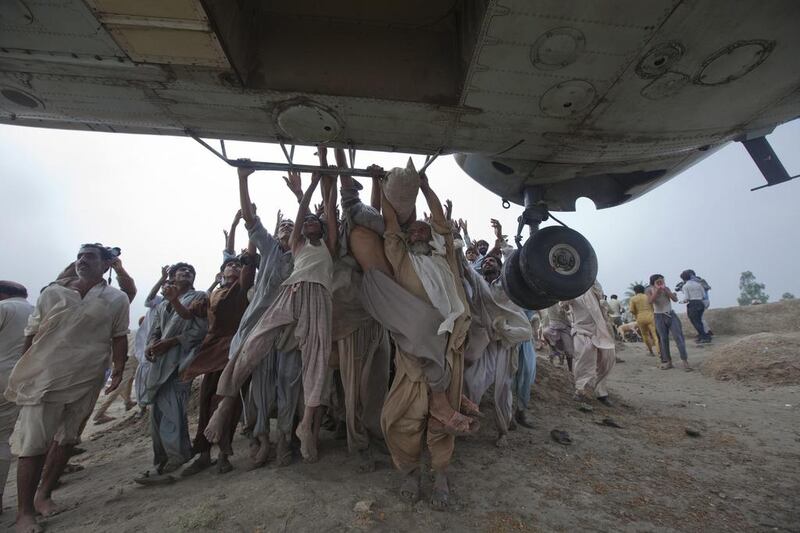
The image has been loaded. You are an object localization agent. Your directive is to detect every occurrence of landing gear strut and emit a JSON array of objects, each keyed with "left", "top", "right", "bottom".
[{"left": 502, "top": 188, "right": 598, "bottom": 310}]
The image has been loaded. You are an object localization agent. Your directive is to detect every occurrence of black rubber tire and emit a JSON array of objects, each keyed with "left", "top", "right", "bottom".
[
  {"left": 501, "top": 249, "right": 558, "bottom": 310},
  {"left": 519, "top": 226, "right": 598, "bottom": 301}
]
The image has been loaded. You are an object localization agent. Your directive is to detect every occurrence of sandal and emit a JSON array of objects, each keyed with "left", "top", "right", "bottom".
[{"left": 550, "top": 429, "right": 572, "bottom": 445}]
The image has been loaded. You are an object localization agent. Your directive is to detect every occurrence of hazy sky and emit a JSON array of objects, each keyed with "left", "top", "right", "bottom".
[{"left": 2, "top": 119, "right": 798, "bottom": 324}]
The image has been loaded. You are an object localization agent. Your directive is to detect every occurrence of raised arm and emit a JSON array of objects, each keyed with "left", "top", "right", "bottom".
[
  {"left": 146, "top": 265, "right": 169, "bottom": 306},
  {"left": 226, "top": 209, "right": 243, "bottom": 254},
  {"left": 325, "top": 172, "right": 338, "bottom": 255},
  {"left": 419, "top": 171, "right": 446, "bottom": 226},
  {"left": 111, "top": 258, "right": 137, "bottom": 302},
  {"left": 237, "top": 163, "right": 257, "bottom": 227},
  {"left": 487, "top": 219, "right": 507, "bottom": 258},
  {"left": 240, "top": 238, "right": 257, "bottom": 292},
  {"left": 290, "top": 173, "right": 321, "bottom": 252}
]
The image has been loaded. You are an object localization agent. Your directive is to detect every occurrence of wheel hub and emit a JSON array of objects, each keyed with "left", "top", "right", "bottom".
[{"left": 548, "top": 244, "right": 580, "bottom": 275}]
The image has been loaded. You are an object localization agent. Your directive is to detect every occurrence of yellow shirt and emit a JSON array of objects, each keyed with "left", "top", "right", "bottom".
[{"left": 629, "top": 293, "right": 654, "bottom": 320}]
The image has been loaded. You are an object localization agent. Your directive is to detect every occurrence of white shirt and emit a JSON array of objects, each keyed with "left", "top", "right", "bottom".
[
  {"left": 0, "top": 297, "right": 34, "bottom": 391},
  {"left": 6, "top": 281, "right": 129, "bottom": 405},
  {"left": 682, "top": 279, "right": 706, "bottom": 302},
  {"left": 282, "top": 240, "right": 333, "bottom": 293}
]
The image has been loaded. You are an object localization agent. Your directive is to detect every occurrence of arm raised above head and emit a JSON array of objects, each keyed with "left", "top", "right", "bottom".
[
  {"left": 418, "top": 171, "right": 446, "bottom": 226},
  {"left": 237, "top": 163, "right": 257, "bottom": 227},
  {"left": 290, "top": 173, "right": 321, "bottom": 253}
]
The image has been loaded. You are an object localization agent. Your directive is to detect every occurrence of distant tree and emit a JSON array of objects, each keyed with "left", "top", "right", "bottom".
[
  {"left": 623, "top": 281, "right": 645, "bottom": 304},
  {"left": 781, "top": 292, "right": 795, "bottom": 300},
  {"left": 737, "top": 271, "right": 769, "bottom": 306}
]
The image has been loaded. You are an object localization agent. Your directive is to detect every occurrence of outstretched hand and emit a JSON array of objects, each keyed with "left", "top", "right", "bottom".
[
  {"left": 490, "top": 218, "right": 506, "bottom": 241},
  {"left": 458, "top": 218, "right": 468, "bottom": 232},
  {"left": 444, "top": 199, "right": 453, "bottom": 221},
  {"left": 283, "top": 170, "right": 303, "bottom": 201}
]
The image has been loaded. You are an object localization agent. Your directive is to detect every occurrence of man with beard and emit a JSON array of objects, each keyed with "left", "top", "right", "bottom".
[
  {"left": 461, "top": 225, "right": 532, "bottom": 447},
  {"left": 0, "top": 281, "right": 34, "bottom": 514},
  {"left": 207, "top": 152, "right": 338, "bottom": 464},
  {"left": 562, "top": 282, "right": 616, "bottom": 405},
  {"left": 136, "top": 263, "right": 207, "bottom": 483},
  {"left": 179, "top": 209, "right": 256, "bottom": 476},
  {"left": 459, "top": 219, "right": 491, "bottom": 271},
  {"left": 7, "top": 244, "right": 129, "bottom": 533},
  {"left": 375, "top": 170, "right": 474, "bottom": 510}
]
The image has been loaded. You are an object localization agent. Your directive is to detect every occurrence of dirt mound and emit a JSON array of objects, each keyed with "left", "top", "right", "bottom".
[
  {"left": 533, "top": 354, "right": 574, "bottom": 404},
  {"left": 701, "top": 333, "right": 800, "bottom": 385},
  {"left": 679, "top": 299, "right": 800, "bottom": 336}
]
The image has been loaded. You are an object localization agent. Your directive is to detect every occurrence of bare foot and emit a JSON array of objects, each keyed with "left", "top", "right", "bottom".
[
  {"left": 399, "top": 469, "right": 420, "bottom": 503},
  {"left": 217, "top": 453, "right": 233, "bottom": 474},
  {"left": 356, "top": 449, "right": 378, "bottom": 473},
  {"left": 15, "top": 513, "right": 42, "bottom": 533},
  {"left": 495, "top": 433, "right": 509, "bottom": 448},
  {"left": 204, "top": 397, "right": 235, "bottom": 444},
  {"left": 252, "top": 435, "right": 270, "bottom": 468},
  {"left": 276, "top": 435, "right": 292, "bottom": 467},
  {"left": 180, "top": 454, "right": 213, "bottom": 477},
  {"left": 296, "top": 422, "right": 318, "bottom": 463},
  {"left": 33, "top": 495, "right": 63, "bottom": 518},
  {"left": 249, "top": 437, "right": 260, "bottom": 460},
  {"left": 515, "top": 409, "right": 535, "bottom": 429},
  {"left": 430, "top": 470, "right": 450, "bottom": 511},
  {"left": 93, "top": 414, "right": 115, "bottom": 425}
]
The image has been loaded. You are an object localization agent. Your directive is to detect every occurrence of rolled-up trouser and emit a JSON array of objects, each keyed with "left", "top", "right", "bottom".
[
  {"left": 17, "top": 383, "right": 102, "bottom": 457},
  {"left": 655, "top": 311, "right": 688, "bottom": 363},
  {"left": 687, "top": 300, "right": 709, "bottom": 340}
]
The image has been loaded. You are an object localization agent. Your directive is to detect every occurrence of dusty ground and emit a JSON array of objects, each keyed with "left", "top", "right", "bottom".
[{"left": 3, "top": 336, "right": 799, "bottom": 532}]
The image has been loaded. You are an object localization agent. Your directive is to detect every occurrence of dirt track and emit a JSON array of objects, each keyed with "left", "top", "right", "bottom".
[{"left": 4, "top": 337, "right": 799, "bottom": 532}]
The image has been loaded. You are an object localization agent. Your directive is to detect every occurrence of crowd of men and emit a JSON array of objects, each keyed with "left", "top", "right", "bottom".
[
  {"left": 0, "top": 147, "right": 693, "bottom": 532},
  {"left": 539, "top": 272, "right": 712, "bottom": 373}
]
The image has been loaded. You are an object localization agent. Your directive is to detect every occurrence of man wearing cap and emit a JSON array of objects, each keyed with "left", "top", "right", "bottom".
[
  {"left": 6, "top": 245, "right": 129, "bottom": 532},
  {"left": 137, "top": 262, "right": 207, "bottom": 482},
  {"left": 0, "top": 281, "right": 34, "bottom": 514}
]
